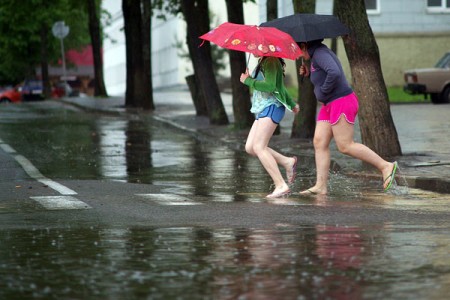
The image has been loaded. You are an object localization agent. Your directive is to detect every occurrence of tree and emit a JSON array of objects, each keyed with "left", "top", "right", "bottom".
[
  {"left": 225, "top": 0, "right": 253, "bottom": 129},
  {"left": 0, "top": 0, "right": 90, "bottom": 92},
  {"left": 40, "top": 21, "right": 52, "bottom": 99},
  {"left": 335, "top": 0, "right": 402, "bottom": 157},
  {"left": 141, "top": 0, "right": 154, "bottom": 110},
  {"left": 266, "top": 0, "right": 277, "bottom": 21},
  {"left": 291, "top": 0, "right": 317, "bottom": 139},
  {"left": 86, "top": 0, "right": 108, "bottom": 97},
  {"left": 122, "top": 0, "right": 154, "bottom": 110},
  {"left": 181, "top": 0, "right": 228, "bottom": 125}
]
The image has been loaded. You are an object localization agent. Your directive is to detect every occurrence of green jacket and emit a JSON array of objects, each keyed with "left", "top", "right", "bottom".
[{"left": 243, "top": 57, "right": 296, "bottom": 111}]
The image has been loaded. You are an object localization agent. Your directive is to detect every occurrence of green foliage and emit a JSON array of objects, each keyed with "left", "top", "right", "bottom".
[
  {"left": 387, "top": 86, "right": 428, "bottom": 103},
  {"left": 0, "top": 0, "right": 91, "bottom": 83},
  {"left": 152, "top": 0, "right": 181, "bottom": 20}
]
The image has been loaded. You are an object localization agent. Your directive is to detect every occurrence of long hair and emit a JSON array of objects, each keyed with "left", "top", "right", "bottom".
[{"left": 253, "top": 57, "right": 286, "bottom": 79}]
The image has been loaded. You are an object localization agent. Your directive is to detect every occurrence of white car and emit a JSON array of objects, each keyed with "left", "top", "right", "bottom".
[{"left": 403, "top": 52, "right": 450, "bottom": 104}]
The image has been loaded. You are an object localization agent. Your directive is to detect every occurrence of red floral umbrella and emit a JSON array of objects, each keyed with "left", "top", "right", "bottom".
[{"left": 199, "top": 22, "right": 302, "bottom": 60}]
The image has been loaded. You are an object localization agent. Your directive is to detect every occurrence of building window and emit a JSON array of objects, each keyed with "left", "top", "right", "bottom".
[
  {"left": 365, "top": 0, "right": 380, "bottom": 14},
  {"left": 427, "top": 0, "right": 450, "bottom": 12}
]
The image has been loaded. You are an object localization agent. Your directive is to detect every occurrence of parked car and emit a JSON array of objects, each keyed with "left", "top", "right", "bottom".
[
  {"left": 19, "top": 79, "right": 44, "bottom": 101},
  {"left": 0, "top": 86, "right": 22, "bottom": 103},
  {"left": 403, "top": 52, "right": 450, "bottom": 104},
  {"left": 52, "top": 82, "right": 73, "bottom": 98}
]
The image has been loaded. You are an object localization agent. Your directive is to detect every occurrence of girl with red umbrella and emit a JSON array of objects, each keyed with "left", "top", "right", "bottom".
[{"left": 240, "top": 55, "right": 300, "bottom": 198}]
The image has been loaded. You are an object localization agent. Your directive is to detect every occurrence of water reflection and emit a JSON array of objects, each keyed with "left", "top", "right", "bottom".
[
  {"left": 97, "top": 119, "right": 128, "bottom": 180},
  {"left": 189, "top": 139, "right": 211, "bottom": 197},
  {"left": 314, "top": 225, "right": 365, "bottom": 299},
  {"left": 93, "top": 116, "right": 283, "bottom": 201},
  {"left": 1, "top": 224, "right": 449, "bottom": 299},
  {"left": 125, "top": 120, "right": 152, "bottom": 183}
]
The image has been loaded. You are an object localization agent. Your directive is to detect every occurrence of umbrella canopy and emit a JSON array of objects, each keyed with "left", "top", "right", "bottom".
[
  {"left": 260, "top": 13, "right": 350, "bottom": 43},
  {"left": 199, "top": 22, "right": 302, "bottom": 60}
]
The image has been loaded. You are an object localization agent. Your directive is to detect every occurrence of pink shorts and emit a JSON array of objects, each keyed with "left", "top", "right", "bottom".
[{"left": 317, "top": 92, "right": 359, "bottom": 125}]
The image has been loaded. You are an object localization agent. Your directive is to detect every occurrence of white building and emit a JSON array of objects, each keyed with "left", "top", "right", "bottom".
[{"left": 102, "top": 0, "right": 259, "bottom": 96}]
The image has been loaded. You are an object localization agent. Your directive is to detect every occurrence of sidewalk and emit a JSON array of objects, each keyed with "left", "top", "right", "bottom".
[{"left": 60, "top": 90, "right": 450, "bottom": 194}]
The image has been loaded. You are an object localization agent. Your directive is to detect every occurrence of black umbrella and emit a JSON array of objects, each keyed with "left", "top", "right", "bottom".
[{"left": 260, "top": 13, "right": 350, "bottom": 43}]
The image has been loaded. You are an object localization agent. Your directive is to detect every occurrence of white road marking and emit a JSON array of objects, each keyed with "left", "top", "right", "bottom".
[
  {"left": 14, "top": 155, "right": 77, "bottom": 195},
  {"left": 136, "top": 193, "right": 201, "bottom": 205},
  {"left": 1, "top": 138, "right": 90, "bottom": 210},
  {"left": 30, "top": 196, "right": 91, "bottom": 210},
  {"left": 0, "top": 143, "right": 16, "bottom": 154}
]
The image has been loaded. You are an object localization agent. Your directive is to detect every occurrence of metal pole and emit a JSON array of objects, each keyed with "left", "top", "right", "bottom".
[{"left": 60, "top": 38, "right": 68, "bottom": 95}]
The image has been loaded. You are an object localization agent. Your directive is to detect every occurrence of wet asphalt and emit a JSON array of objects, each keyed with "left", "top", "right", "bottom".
[
  {"left": 0, "top": 97, "right": 450, "bottom": 299},
  {"left": 61, "top": 90, "right": 450, "bottom": 194}
]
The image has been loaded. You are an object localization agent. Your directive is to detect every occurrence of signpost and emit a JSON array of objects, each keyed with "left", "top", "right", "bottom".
[{"left": 52, "top": 21, "right": 70, "bottom": 94}]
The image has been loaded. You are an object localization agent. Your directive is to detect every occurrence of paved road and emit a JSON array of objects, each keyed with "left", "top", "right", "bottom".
[{"left": 1, "top": 100, "right": 450, "bottom": 300}]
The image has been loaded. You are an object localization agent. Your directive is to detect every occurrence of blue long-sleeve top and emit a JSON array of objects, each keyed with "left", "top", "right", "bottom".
[{"left": 308, "top": 43, "right": 353, "bottom": 104}]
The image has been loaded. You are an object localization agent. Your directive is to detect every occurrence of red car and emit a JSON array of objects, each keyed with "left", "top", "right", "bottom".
[{"left": 0, "top": 86, "right": 22, "bottom": 103}]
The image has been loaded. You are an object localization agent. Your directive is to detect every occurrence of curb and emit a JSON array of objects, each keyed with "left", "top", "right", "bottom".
[{"left": 345, "top": 171, "right": 450, "bottom": 194}]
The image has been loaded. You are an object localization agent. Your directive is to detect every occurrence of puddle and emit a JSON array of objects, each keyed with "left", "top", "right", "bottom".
[{"left": 1, "top": 225, "right": 449, "bottom": 299}]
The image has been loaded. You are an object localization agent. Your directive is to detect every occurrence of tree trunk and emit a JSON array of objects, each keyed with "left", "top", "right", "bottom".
[
  {"left": 266, "top": 0, "right": 278, "bottom": 22},
  {"left": 141, "top": 0, "right": 154, "bottom": 110},
  {"left": 291, "top": 0, "right": 317, "bottom": 139},
  {"left": 225, "top": 0, "right": 253, "bottom": 129},
  {"left": 181, "top": 0, "right": 228, "bottom": 125},
  {"left": 40, "top": 23, "right": 51, "bottom": 99},
  {"left": 186, "top": 74, "right": 208, "bottom": 116},
  {"left": 122, "top": 0, "right": 146, "bottom": 108},
  {"left": 87, "top": 0, "right": 108, "bottom": 97},
  {"left": 335, "top": 0, "right": 402, "bottom": 157}
]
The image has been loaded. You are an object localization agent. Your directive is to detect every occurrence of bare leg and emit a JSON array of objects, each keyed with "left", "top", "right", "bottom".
[
  {"left": 245, "top": 120, "right": 259, "bottom": 156},
  {"left": 246, "top": 120, "right": 297, "bottom": 185},
  {"left": 268, "top": 148, "right": 297, "bottom": 183},
  {"left": 246, "top": 118, "right": 290, "bottom": 196},
  {"left": 300, "top": 121, "right": 333, "bottom": 195},
  {"left": 332, "top": 117, "right": 395, "bottom": 189}
]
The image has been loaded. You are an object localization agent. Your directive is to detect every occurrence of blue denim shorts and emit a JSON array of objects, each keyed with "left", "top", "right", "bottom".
[{"left": 256, "top": 104, "right": 286, "bottom": 124}]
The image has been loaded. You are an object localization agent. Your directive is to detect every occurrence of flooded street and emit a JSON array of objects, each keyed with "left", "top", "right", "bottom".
[
  {"left": 1, "top": 101, "right": 449, "bottom": 299},
  {"left": 2, "top": 225, "right": 450, "bottom": 299}
]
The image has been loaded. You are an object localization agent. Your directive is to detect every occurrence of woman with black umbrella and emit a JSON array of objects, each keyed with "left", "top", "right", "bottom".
[{"left": 298, "top": 39, "right": 397, "bottom": 195}]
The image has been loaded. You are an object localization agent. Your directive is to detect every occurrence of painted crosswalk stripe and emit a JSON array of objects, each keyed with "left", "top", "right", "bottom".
[
  {"left": 1, "top": 139, "right": 90, "bottom": 210},
  {"left": 136, "top": 193, "right": 201, "bottom": 205},
  {"left": 0, "top": 143, "right": 16, "bottom": 154},
  {"left": 14, "top": 154, "right": 77, "bottom": 195},
  {"left": 30, "top": 196, "right": 91, "bottom": 210},
  {"left": 1, "top": 140, "right": 77, "bottom": 195}
]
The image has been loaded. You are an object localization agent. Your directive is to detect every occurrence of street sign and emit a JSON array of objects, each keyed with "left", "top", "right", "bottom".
[
  {"left": 52, "top": 21, "right": 70, "bottom": 94},
  {"left": 52, "top": 21, "right": 70, "bottom": 39}
]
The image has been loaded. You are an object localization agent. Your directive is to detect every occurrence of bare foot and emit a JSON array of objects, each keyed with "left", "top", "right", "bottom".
[
  {"left": 285, "top": 156, "right": 298, "bottom": 184},
  {"left": 299, "top": 186, "right": 327, "bottom": 195},
  {"left": 266, "top": 185, "right": 291, "bottom": 198}
]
